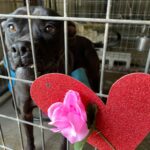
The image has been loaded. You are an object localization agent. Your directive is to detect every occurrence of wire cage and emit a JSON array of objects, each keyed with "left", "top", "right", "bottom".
[{"left": 0, "top": 0, "right": 150, "bottom": 150}]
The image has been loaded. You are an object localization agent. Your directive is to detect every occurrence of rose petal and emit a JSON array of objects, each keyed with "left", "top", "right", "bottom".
[
  {"left": 67, "top": 112, "right": 89, "bottom": 141},
  {"left": 68, "top": 112, "right": 85, "bottom": 130},
  {"left": 64, "top": 90, "right": 87, "bottom": 121},
  {"left": 48, "top": 102, "right": 62, "bottom": 119},
  {"left": 47, "top": 90, "right": 89, "bottom": 144},
  {"left": 50, "top": 128, "right": 60, "bottom": 133},
  {"left": 49, "top": 120, "right": 70, "bottom": 129},
  {"left": 61, "top": 127, "right": 77, "bottom": 144},
  {"left": 74, "top": 122, "right": 89, "bottom": 142},
  {"left": 61, "top": 123, "right": 89, "bottom": 144},
  {"left": 49, "top": 120, "right": 78, "bottom": 143},
  {"left": 48, "top": 103, "right": 68, "bottom": 121}
]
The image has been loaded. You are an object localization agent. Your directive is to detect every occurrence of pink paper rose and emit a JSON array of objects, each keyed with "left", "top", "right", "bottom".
[{"left": 48, "top": 90, "right": 89, "bottom": 144}]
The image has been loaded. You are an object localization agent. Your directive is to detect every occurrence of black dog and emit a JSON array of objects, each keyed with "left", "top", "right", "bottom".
[{"left": 1, "top": 7, "right": 100, "bottom": 150}]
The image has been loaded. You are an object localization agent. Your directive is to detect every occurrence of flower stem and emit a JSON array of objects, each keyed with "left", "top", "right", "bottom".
[{"left": 95, "top": 129, "right": 116, "bottom": 150}]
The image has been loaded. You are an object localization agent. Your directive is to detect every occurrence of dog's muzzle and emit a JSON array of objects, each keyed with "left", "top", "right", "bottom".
[{"left": 11, "top": 41, "right": 33, "bottom": 68}]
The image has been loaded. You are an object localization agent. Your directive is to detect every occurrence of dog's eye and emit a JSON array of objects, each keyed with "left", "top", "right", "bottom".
[
  {"left": 45, "top": 25, "right": 56, "bottom": 33},
  {"left": 8, "top": 24, "right": 16, "bottom": 33}
]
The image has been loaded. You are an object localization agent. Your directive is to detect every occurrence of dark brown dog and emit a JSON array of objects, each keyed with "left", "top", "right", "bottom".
[{"left": 1, "top": 6, "right": 100, "bottom": 150}]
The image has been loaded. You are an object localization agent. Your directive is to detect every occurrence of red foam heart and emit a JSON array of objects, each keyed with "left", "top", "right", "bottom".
[{"left": 30, "top": 73, "right": 150, "bottom": 150}]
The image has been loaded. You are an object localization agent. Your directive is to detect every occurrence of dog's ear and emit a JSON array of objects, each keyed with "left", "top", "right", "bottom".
[
  {"left": 11, "top": 7, "right": 28, "bottom": 15},
  {"left": 68, "top": 21, "right": 76, "bottom": 38},
  {"left": 0, "top": 18, "right": 7, "bottom": 33},
  {"left": 1, "top": 19, "right": 6, "bottom": 28}
]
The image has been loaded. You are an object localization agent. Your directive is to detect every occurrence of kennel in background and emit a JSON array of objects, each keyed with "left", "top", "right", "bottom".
[{"left": 0, "top": 0, "right": 150, "bottom": 150}]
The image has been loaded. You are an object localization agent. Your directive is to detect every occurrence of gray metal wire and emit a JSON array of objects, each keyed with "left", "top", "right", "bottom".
[
  {"left": 0, "top": 124, "right": 6, "bottom": 150},
  {"left": 145, "top": 49, "right": 150, "bottom": 73},
  {"left": 0, "top": 26, "right": 24, "bottom": 150},
  {"left": 63, "top": 0, "right": 70, "bottom": 149},
  {"left": 99, "top": 0, "right": 112, "bottom": 94},
  {"left": 1, "top": 14, "right": 150, "bottom": 25},
  {"left": 25, "top": 0, "right": 45, "bottom": 149}
]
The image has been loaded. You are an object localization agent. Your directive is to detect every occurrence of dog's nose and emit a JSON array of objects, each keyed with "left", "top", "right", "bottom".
[{"left": 11, "top": 41, "right": 31, "bottom": 56}]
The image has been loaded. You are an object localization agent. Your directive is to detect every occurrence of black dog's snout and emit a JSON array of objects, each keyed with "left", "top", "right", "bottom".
[{"left": 11, "top": 41, "right": 31, "bottom": 56}]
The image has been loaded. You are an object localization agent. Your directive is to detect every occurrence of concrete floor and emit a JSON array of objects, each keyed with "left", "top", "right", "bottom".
[
  {"left": 0, "top": 95, "right": 150, "bottom": 150},
  {"left": 0, "top": 96, "right": 94, "bottom": 150},
  {"left": 0, "top": 97, "right": 60, "bottom": 150}
]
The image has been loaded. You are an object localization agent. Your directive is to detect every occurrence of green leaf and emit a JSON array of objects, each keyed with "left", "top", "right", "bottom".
[
  {"left": 86, "top": 103, "right": 98, "bottom": 129},
  {"left": 74, "top": 138, "right": 87, "bottom": 150}
]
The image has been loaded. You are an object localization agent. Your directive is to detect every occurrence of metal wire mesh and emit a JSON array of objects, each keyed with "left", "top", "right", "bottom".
[{"left": 0, "top": 0, "right": 150, "bottom": 150}]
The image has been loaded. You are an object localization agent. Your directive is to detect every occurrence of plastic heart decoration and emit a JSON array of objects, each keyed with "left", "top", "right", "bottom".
[{"left": 30, "top": 73, "right": 150, "bottom": 150}]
